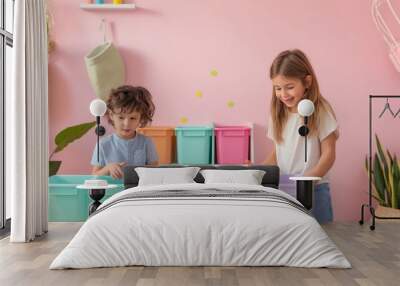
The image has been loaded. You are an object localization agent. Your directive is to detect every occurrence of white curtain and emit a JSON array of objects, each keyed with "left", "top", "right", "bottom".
[{"left": 7, "top": 0, "right": 49, "bottom": 242}]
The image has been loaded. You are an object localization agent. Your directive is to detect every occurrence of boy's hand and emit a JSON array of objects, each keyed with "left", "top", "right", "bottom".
[{"left": 107, "top": 162, "right": 127, "bottom": 179}]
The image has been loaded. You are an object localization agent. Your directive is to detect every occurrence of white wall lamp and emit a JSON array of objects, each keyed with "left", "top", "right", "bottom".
[{"left": 89, "top": 99, "right": 107, "bottom": 163}]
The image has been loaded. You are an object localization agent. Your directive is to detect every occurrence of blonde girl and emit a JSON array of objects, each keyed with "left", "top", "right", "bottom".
[{"left": 265, "top": 49, "right": 339, "bottom": 223}]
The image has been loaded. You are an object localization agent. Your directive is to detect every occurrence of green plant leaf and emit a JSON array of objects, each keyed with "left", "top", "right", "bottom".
[
  {"left": 373, "top": 153, "right": 387, "bottom": 205},
  {"left": 365, "top": 155, "right": 383, "bottom": 204},
  {"left": 392, "top": 156, "right": 400, "bottom": 209},
  {"left": 376, "top": 135, "right": 389, "bottom": 179},
  {"left": 376, "top": 134, "right": 387, "bottom": 165},
  {"left": 375, "top": 134, "right": 392, "bottom": 206},
  {"left": 366, "top": 135, "right": 400, "bottom": 209},
  {"left": 54, "top": 121, "right": 96, "bottom": 153},
  {"left": 387, "top": 149, "right": 394, "bottom": 165},
  {"left": 397, "top": 160, "right": 400, "bottom": 208},
  {"left": 49, "top": 161, "right": 61, "bottom": 176},
  {"left": 364, "top": 188, "right": 385, "bottom": 205},
  {"left": 372, "top": 193, "right": 385, "bottom": 205},
  {"left": 389, "top": 163, "right": 395, "bottom": 208}
]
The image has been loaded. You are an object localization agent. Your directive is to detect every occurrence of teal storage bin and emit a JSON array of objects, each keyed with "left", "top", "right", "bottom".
[
  {"left": 49, "top": 175, "right": 123, "bottom": 222},
  {"left": 175, "top": 125, "right": 215, "bottom": 164}
]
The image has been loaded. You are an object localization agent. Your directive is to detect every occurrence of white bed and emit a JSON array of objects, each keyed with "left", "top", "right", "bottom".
[{"left": 50, "top": 183, "right": 351, "bottom": 269}]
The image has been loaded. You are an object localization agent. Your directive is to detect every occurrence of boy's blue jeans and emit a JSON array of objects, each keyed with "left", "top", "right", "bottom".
[{"left": 312, "top": 183, "right": 334, "bottom": 224}]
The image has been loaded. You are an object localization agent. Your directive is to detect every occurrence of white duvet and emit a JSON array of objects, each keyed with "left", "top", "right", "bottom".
[{"left": 50, "top": 183, "right": 351, "bottom": 269}]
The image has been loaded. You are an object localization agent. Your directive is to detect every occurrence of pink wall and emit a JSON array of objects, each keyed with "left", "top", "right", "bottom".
[{"left": 48, "top": 0, "right": 400, "bottom": 221}]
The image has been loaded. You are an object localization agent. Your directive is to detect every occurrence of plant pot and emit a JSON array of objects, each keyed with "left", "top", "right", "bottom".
[
  {"left": 375, "top": 205, "right": 400, "bottom": 218},
  {"left": 49, "top": 161, "right": 62, "bottom": 176}
]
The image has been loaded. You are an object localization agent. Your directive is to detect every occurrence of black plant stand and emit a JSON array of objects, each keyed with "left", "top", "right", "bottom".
[
  {"left": 359, "top": 95, "right": 400, "bottom": 231},
  {"left": 290, "top": 177, "right": 321, "bottom": 210},
  {"left": 88, "top": 189, "right": 105, "bottom": 215},
  {"left": 77, "top": 183, "right": 117, "bottom": 216}
]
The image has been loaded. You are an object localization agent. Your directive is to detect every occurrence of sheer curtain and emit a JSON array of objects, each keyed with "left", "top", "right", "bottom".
[{"left": 7, "top": 0, "right": 49, "bottom": 242}]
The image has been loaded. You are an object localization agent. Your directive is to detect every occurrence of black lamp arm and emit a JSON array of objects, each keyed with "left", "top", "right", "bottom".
[
  {"left": 94, "top": 116, "right": 106, "bottom": 163},
  {"left": 298, "top": 116, "right": 309, "bottom": 163}
]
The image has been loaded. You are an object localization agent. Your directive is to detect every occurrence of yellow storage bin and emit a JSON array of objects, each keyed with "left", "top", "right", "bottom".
[{"left": 137, "top": 126, "right": 176, "bottom": 164}]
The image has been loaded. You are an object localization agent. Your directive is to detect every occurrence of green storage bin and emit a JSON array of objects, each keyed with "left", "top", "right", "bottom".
[
  {"left": 49, "top": 175, "right": 123, "bottom": 222},
  {"left": 175, "top": 125, "right": 215, "bottom": 164}
]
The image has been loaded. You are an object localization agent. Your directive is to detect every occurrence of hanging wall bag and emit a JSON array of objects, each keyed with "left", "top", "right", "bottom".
[{"left": 85, "top": 42, "right": 125, "bottom": 101}]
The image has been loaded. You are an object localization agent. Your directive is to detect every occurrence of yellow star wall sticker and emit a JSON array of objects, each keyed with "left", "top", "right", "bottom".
[
  {"left": 227, "top": 100, "right": 235, "bottom": 108},
  {"left": 210, "top": 69, "right": 219, "bottom": 77},
  {"left": 195, "top": 90, "right": 203, "bottom": 98},
  {"left": 179, "top": 117, "right": 189, "bottom": 124}
]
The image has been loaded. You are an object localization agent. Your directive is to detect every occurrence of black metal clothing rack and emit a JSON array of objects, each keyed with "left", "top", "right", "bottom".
[{"left": 359, "top": 95, "right": 400, "bottom": 230}]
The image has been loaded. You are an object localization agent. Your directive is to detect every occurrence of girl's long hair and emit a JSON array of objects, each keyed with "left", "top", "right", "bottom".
[{"left": 269, "top": 49, "right": 335, "bottom": 143}]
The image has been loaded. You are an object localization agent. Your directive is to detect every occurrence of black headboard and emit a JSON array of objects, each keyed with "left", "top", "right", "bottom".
[{"left": 123, "top": 165, "right": 280, "bottom": 189}]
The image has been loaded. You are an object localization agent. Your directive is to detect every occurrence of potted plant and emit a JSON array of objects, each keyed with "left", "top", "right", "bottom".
[
  {"left": 49, "top": 121, "right": 96, "bottom": 176},
  {"left": 365, "top": 134, "right": 400, "bottom": 217}
]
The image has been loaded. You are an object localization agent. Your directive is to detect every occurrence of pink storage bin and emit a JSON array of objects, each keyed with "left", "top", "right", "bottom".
[{"left": 215, "top": 126, "right": 250, "bottom": 164}]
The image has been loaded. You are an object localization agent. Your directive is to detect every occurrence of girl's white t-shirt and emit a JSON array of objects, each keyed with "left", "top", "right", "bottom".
[{"left": 267, "top": 110, "right": 338, "bottom": 184}]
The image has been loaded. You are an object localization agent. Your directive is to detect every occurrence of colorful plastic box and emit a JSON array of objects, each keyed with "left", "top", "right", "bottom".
[
  {"left": 137, "top": 126, "right": 176, "bottom": 164},
  {"left": 175, "top": 125, "right": 214, "bottom": 164},
  {"left": 215, "top": 126, "right": 250, "bottom": 164}
]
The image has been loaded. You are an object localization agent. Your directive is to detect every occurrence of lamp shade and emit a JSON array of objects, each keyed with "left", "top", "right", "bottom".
[
  {"left": 298, "top": 99, "right": 315, "bottom": 117},
  {"left": 89, "top": 99, "right": 107, "bottom": 117}
]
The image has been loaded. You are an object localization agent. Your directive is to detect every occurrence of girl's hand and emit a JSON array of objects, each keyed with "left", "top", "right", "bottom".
[
  {"left": 107, "top": 162, "right": 126, "bottom": 179},
  {"left": 244, "top": 159, "right": 252, "bottom": 166}
]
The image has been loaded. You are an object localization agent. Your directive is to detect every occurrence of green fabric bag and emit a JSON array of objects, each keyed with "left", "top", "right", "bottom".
[{"left": 85, "top": 42, "right": 125, "bottom": 101}]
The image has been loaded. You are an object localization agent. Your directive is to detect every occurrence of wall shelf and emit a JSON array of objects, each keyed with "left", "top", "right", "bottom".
[{"left": 80, "top": 4, "right": 136, "bottom": 10}]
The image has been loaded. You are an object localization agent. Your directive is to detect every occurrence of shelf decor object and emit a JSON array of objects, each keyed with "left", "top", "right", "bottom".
[{"left": 80, "top": 3, "right": 136, "bottom": 10}]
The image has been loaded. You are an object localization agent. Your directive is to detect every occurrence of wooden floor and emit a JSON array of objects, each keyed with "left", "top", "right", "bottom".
[{"left": 0, "top": 222, "right": 399, "bottom": 286}]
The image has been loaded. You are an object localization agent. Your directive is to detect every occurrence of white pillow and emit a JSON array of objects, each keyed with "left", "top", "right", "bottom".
[
  {"left": 135, "top": 167, "right": 201, "bottom": 186},
  {"left": 200, "top": 169, "right": 266, "bottom": 185}
]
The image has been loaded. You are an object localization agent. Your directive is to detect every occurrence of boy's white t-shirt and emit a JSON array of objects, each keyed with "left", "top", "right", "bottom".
[{"left": 267, "top": 110, "right": 338, "bottom": 184}]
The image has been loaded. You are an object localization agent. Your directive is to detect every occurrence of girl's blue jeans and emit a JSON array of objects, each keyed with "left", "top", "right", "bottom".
[{"left": 312, "top": 183, "right": 334, "bottom": 224}]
